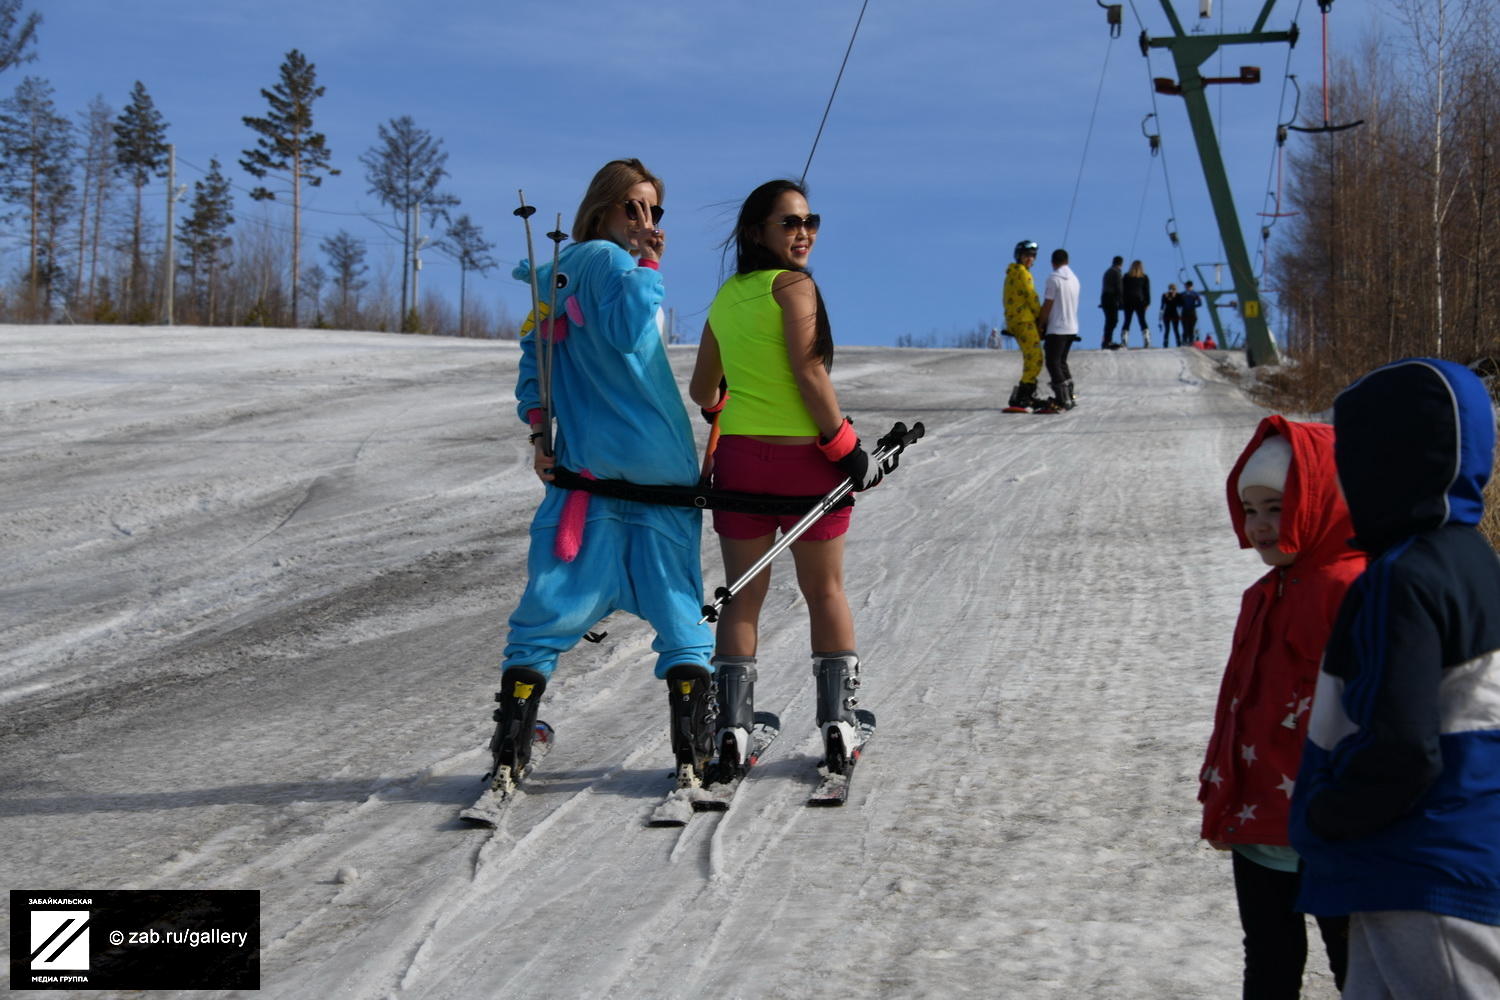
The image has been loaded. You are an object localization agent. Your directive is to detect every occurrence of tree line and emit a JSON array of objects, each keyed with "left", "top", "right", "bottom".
[
  {"left": 0, "top": 2, "right": 514, "bottom": 338},
  {"left": 1267, "top": 0, "right": 1497, "bottom": 397}
]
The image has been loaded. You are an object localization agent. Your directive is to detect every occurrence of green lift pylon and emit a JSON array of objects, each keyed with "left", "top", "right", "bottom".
[{"left": 1142, "top": 0, "right": 1298, "bottom": 367}]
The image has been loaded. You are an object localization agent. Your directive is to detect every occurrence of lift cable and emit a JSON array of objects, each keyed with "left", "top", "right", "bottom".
[
  {"left": 800, "top": 0, "right": 871, "bottom": 185},
  {"left": 1127, "top": 0, "right": 1191, "bottom": 278},
  {"left": 1061, "top": 30, "right": 1117, "bottom": 245}
]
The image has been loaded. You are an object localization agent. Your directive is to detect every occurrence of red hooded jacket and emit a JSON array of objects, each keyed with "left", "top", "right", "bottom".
[{"left": 1198, "top": 416, "right": 1366, "bottom": 845}]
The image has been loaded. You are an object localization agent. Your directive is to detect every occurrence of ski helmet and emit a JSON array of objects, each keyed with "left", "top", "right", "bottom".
[{"left": 1014, "top": 240, "right": 1039, "bottom": 262}]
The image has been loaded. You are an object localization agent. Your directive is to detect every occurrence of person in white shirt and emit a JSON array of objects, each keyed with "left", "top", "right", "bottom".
[{"left": 1036, "top": 248, "right": 1081, "bottom": 412}]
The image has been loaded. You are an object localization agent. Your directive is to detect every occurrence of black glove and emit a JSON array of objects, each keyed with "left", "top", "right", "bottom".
[
  {"left": 835, "top": 444, "right": 883, "bottom": 491},
  {"left": 819, "top": 417, "right": 883, "bottom": 491}
]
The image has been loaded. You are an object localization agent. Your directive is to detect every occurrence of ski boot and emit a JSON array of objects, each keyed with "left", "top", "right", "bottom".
[
  {"left": 1003, "top": 381, "right": 1038, "bottom": 413},
  {"left": 710, "top": 656, "right": 757, "bottom": 783},
  {"left": 1035, "top": 382, "right": 1069, "bottom": 414},
  {"left": 665, "top": 663, "right": 716, "bottom": 789},
  {"left": 1063, "top": 379, "right": 1077, "bottom": 410},
  {"left": 485, "top": 667, "right": 549, "bottom": 793},
  {"left": 814, "top": 652, "right": 863, "bottom": 774}
]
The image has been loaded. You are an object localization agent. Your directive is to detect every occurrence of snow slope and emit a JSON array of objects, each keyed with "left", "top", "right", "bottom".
[{"left": 0, "top": 325, "right": 1339, "bottom": 998}]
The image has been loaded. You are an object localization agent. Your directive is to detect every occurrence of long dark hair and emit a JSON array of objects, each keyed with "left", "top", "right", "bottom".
[{"left": 724, "top": 179, "right": 833, "bottom": 371}]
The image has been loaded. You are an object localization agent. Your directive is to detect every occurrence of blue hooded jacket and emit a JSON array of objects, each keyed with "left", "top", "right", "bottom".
[
  {"left": 1290, "top": 358, "right": 1500, "bottom": 924},
  {"left": 514, "top": 239, "right": 700, "bottom": 541}
]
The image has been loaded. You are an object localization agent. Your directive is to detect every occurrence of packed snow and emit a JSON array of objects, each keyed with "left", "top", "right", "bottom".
[{"left": 0, "top": 325, "right": 1340, "bottom": 998}]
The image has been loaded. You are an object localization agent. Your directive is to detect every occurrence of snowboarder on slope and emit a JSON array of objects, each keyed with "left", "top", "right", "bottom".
[{"left": 1002, "top": 240, "right": 1045, "bottom": 412}]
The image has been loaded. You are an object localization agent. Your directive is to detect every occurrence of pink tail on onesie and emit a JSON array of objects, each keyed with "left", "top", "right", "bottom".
[{"left": 554, "top": 468, "right": 594, "bottom": 562}]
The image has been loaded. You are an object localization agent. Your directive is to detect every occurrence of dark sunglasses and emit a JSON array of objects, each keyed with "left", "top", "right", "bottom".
[
  {"left": 623, "top": 202, "right": 665, "bottom": 225},
  {"left": 775, "top": 213, "right": 821, "bottom": 232}
]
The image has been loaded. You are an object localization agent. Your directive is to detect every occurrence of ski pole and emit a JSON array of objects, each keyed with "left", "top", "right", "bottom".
[
  {"left": 543, "top": 214, "right": 567, "bottom": 454},
  {"left": 699, "top": 420, "right": 924, "bottom": 624},
  {"left": 514, "top": 191, "right": 551, "bottom": 456}
]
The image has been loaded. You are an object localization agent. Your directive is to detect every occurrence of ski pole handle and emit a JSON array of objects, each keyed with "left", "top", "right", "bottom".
[
  {"left": 515, "top": 190, "right": 552, "bottom": 457},
  {"left": 699, "top": 419, "right": 925, "bottom": 623}
]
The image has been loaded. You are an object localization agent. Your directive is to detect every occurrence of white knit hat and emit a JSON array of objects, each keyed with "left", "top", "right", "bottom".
[{"left": 1238, "top": 435, "right": 1292, "bottom": 497}]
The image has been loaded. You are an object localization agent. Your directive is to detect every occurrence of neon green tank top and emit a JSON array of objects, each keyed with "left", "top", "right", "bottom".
[{"left": 707, "top": 270, "right": 820, "bottom": 436}]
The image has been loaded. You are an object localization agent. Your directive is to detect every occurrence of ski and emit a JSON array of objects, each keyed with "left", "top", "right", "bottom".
[
  {"left": 647, "top": 712, "right": 780, "bottom": 827},
  {"left": 459, "top": 721, "right": 555, "bottom": 827},
  {"left": 808, "top": 709, "right": 876, "bottom": 807}
]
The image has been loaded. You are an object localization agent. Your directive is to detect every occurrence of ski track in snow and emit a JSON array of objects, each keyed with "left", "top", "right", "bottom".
[{"left": 0, "top": 326, "right": 1339, "bottom": 998}]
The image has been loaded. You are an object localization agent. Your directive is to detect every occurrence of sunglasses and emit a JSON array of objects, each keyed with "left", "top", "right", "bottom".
[
  {"left": 775, "top": 213, "right": 821, "bottom": 232},
  {"left": 623, "top": 202, "right": 665, "bottom": 225}
]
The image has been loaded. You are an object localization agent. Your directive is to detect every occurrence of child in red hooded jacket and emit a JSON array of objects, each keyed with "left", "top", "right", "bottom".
[{"left": 1199, "top": 416, "right": 1365, "bottom": 999}]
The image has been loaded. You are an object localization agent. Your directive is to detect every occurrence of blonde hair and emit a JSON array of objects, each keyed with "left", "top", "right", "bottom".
[
  {"left": 1128, "top": 260, "right": 1146, "bottom": 278},
  {"left": 571, "top": 158, "right": 664, "bottom": 243}
]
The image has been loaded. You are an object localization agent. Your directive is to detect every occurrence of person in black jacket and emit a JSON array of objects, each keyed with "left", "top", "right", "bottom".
[
  {"left": 1160, "top": 283, "right": 1182, "bottom": 347},
  {"left": 1120, "top": 260, "right": 1151, "bottom": 348},
  {"left": 1099, "top": 255, "right": 1123, "bottom": 350}
]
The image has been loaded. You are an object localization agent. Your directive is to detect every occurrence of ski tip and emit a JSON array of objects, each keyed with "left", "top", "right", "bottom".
[
  {"left": 647, "top": 794, "right": 696, "bottom": 827},
  {"left": 752, "top": 710, "right": 781, "bottom": 728}
]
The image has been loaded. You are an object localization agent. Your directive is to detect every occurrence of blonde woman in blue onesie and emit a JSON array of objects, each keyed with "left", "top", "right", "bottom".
[{"left": 484, "top": 158, "right": 715, "bottom": 790}]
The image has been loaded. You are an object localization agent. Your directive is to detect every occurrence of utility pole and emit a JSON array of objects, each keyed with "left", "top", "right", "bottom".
[
  {"left": 164, "top": 144, "right": 176, "bottom": 326},
  {"left": 1142, "top": 0, "right": 1293, "bottom": 366},
  {"left": 412, "top": 202, "right": 424, "bottom": 332}
]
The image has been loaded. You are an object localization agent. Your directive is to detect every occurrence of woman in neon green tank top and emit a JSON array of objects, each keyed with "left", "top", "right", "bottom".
[{"left": 689, "top": 179, "right": 885, "bottom": 778}]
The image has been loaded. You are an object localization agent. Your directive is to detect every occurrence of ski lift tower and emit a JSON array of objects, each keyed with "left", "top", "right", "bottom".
[{"left": 1142, "top": 0, "right": 1296, "bottom": 367}]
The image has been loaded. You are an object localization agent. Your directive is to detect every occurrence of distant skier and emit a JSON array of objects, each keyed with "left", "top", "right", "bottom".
[
  {"left": 1099, "top": 255, "right": 1123, "bottom": 350},
  {"left": 1179, "top": 281, "right": 1202, "bottom": 345},
  {"left": 689, "top": 178, "right": 888, "bottom": 780},
  {"left": 1121, "top": 260, "right": 1151, "bottom": 348},
  {"left": 1160, "top": 283, "right": 1182, "bottom": 347},
  {"left": 1001, "top": 239, "right": 1044, "bottom": 412},
  {"left": 1200, "top": 417, "right": 1362, "bottom": 997},
  {"left": 486, "top": 158, "right": 715, "bottom": 795}
]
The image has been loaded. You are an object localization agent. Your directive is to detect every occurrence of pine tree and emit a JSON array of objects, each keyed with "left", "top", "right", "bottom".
[
  {"left": 359, "top": 115, "right": 456, "bottom": 324},
  {"left": 178, "top": 156, "right": 234, "bottom": 324},
  {"left": 0, "top": 75, "right": 74, "bottom": 317},
  {"left": 435, "top": 214, "right": 496, "bottom": 337},
  {"left": 320, "top": 229, "right": 367, "bottom": 329},
  {"left": 113, "top": 80, "right": 169, "bottom": 320},
  {"left": 240, "top": 49, "right": 338, "bottom": 328},
  {"left": 0, "top": 0, "right": 40, "bottom": 76}
]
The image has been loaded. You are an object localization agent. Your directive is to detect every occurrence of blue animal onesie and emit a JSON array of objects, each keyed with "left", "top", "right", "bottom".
[{"left": 504, "top": 239, "right": 712, "bottom": 679}]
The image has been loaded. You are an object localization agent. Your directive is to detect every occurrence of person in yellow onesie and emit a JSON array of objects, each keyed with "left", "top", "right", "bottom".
[{"left": 1002, "top": 240, "right": 1044, "bottom": 412}]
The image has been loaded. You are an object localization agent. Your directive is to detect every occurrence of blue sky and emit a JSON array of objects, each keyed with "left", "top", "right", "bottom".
[{"left": 23, "top": 0, "right": 1390, "bottom": 345}]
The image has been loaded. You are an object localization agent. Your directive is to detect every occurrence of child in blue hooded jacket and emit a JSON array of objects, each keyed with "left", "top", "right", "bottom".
[
  {"left": 1289, "top": 358, "right": 1500, "bottom": 999},
  {"left": 482, "top": 159, "right": 715, "bottom": 795}
]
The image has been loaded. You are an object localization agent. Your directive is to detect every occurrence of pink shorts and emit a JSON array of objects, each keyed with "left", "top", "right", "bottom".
[{"left": 711, "top": 435, "right": 852, "bottom": 541}]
